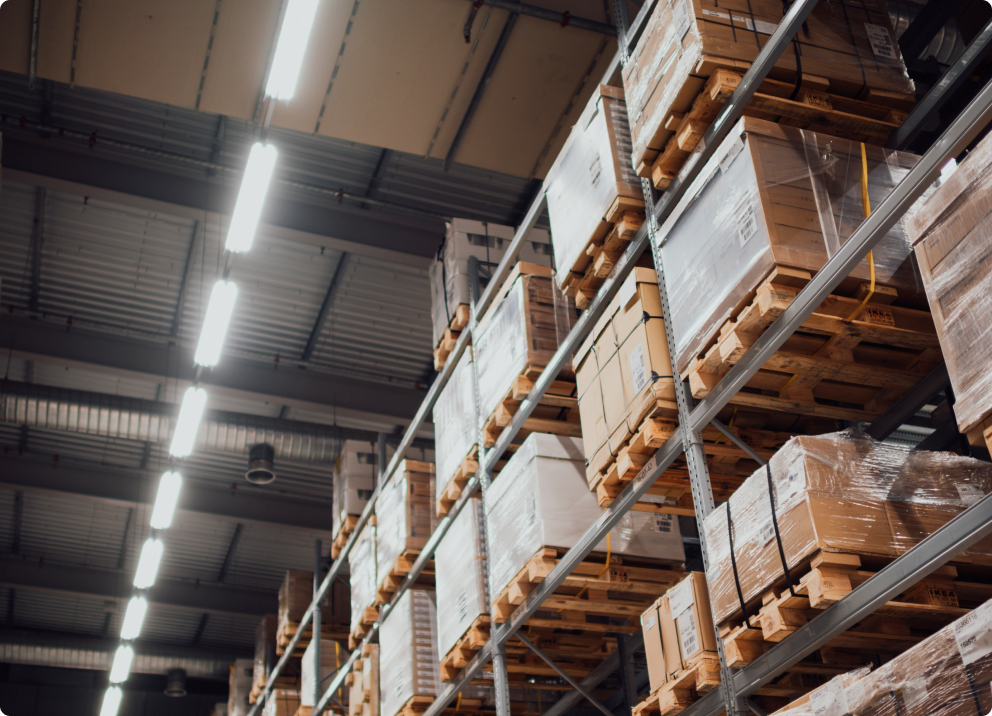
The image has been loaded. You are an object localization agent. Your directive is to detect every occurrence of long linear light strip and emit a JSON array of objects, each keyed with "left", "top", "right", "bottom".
[{"left": 265, "top": 0, "right": 321, "bottom": 101}]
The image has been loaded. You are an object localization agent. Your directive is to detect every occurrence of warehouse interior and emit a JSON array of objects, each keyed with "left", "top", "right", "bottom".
[{"left": 1, "top": 0, "right": 992, "bottom": 715}]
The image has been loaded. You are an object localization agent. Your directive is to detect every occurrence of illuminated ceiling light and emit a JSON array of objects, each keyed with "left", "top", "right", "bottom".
[
  {"left": 225, "top": 143, "right": 277, "bottom": 254},
  {"left": 265, "top": 0, "right": 321, "bottom": 101},
  {"left": 100, "top": 686, "right": 123, "bottom": 716},
  {"left": 149, "top": 472, "right": 183, "bottom": 530},
  {"left": 109, "top": 645, "right": 134, "bottom": 684},
  {"left": 194, "top": 280, "right": 238, "bottom": 367},
  {"left": 169, "top": 387, "right": 207, "bottom": 457},
  {"left": 120, "top": 596, "right": 148, "bottom": 640},
  {"left": 133, "top": 538, "right": 164, "bottom": 589}
]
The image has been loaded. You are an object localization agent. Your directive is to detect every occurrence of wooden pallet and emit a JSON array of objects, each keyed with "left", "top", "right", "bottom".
[
  {"left": 718, "top": 550, "right": 992, "bottom": 669},
  {"left": 331, "top": 515, "right": 360, "bottom": 559},
  {"left": 491, "top": 547, "right": 683, "bottom": 635},
  {"left": 276, "top": 620, "right": 349, "bottom": 655},
  {"left": 250, "top": 674, "right": 298, "bottom": 704},
  {"left": 684, "top": 267, "right": 942, "bottom": 423},
  {"left": 433, "top": 305, "right": 472, "bottom": 370},
  {"left": 396, "top": 695, "right": 487, "bottom": 716},
  {"left": 560, "top": 195, "right": 646, "bottom": 309},
  {"left": 481, "top": 371, "right": 581, "bottom": 448},
  {"left": 348, "top": 606, "right": 379, "bottom": 650},
  {"left": 374, "top": 549, "right": 435, "bottom": 606},
  {"left": 436, "top": 447, "right": 479, "bottom": 518},
  {"left": 647, "top": 68, "right": 910, "bottom": 189},
  {"left": 632, "top": 655, "right": 721, "bottom": 716},
  {"left": 439, "top": 614, "right": 491, "bottom": 682}
]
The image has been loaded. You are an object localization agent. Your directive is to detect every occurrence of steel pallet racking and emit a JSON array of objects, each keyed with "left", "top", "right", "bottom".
[{"left": 250, "top": 2, "right": 992, "bottom": 715}]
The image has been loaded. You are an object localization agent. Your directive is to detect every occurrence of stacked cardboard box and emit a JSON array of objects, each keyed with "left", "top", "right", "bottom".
[
  {"left": 333, "top": 440, "right": 388, "bottom": 557},
  {"left": 229, "top": 658, "right": 254, "bottom": 716},
  {"left": 349, "top": 522, "right": 378, "bottom": 645},
  {"left": 375, "top": 460, "right": 436, "bottom": 602},
  {"left": 378, "top": 589, "right": 440, "bottom": 716},
  {"left": 906, "top": 129, "right": 992, "bottom": 453},
  {"left": 262, "top": 690, "right": 301, "bottom": 716},
  {"left": 703, "top": 430, "right": 992, "bottom": 627},
  {"left": 433, "top": 348, "right": 478, "bottom": 517},
  {"left": 301, "top": 638, "right": 347, "bottom": 708},
  {"left": 623, "top": 0, "right": 914, "bottom": 183},
  {"left": 347, "top": 644, "right": 380, "bottom": 716}
]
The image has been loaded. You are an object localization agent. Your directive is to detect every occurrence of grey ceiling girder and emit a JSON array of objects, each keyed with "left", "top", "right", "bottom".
[
  {"left": 0, "top": 555, "right": 276, "bottom": 617},
  {"left": 0, "top": 314, "right": 429, "bottom": 429},
  {"left": 0, "top": 453, "right": 334, "bottom": 534}
]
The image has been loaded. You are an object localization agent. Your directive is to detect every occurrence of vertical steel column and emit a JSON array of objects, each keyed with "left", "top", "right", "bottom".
[
  {"left": 377, "top": 432, "right": 387, "bottom": 489},
  {"left": 313, "top": 539, "right": 322, "bottom": 710}
]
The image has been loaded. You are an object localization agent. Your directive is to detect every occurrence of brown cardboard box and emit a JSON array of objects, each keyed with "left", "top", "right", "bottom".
[
  {"left": 623, "top": 0, "right": 914, "bottom": 172},
  {"left": 375, "top": 460, "right": 437, "bottom": 581},
  {"left": 906, "top": 130, "right": 992, "bottom": 438},
  {"left": 658, "top": 572, "right": 718, "bottom": 678},
  {"left": 263, "top": 690, "right": 301, "bottom": 716},
  {"left": 641, "top": 596, "right": 668, "bottom": 693}
]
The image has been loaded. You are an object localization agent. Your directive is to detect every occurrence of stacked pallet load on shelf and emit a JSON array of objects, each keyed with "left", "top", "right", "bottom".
[
  {"left": 430, "top": 219, "right": 552, "bottom": 369},
  {"left": 277, "top": 571, "right": 349, "bottom": 654},
  {"left": 349, "top": 522, "right": 378, "bottom": 649},
  {"left": 770, "top": 597, "right": 992, "bottom": 716},
  {"left": 375, "top": 460, "right": 437, "bottom": 608},
  {"left": 433, "top": 348, "right": 479, "bottom": 517},
  {"left": 263, "top": 690, "right": 302, "bottom": 716},
  {"left": 436, "top": 496, "right": 490, "bottom": 682},
  {"left": 703, "top": 430, "right": 992, "bottom": 673},
  {"left": 474, "top": 263, "right": 579, "bottom": 450},
  {"left": 378, "top": 589, "right": 445, "bottom": 716},
  {"left": 485, "top": 433, "right": 686, "bottom": 683},
  {"left": 299, "top": 638, "right": 348, "bottom": 715},
  {"left": 333, "top": 440, "right": 388, "bottom": 559},
  {"left": 251, "top": 615, "right": 299, "bottom": 703},
  {"left": 623, "top": 0, "right": 915, "bottom": 189},
  {"left": 230, "top": 659, "right": 254, "bottom": 716},
  {"left": 905, "top": 126, "right": 992, "bottom": 455},
  {"left": 346, "top": 644, "right": 379, "bottom": 716},
  {"left": 545, "top": 85, "right": 647, "bottom": 308},
  {"left": 660, "top": 117, "right": 942, "bottom": 422}
]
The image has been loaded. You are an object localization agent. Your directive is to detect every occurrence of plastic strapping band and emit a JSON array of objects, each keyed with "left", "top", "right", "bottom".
[
  {"left": 965, "top": 663, "right": 984, "bottom": 716},
  {"left": 766, "top": 463, "right": 799, "bottom": 597},
  {"left": 725, "top": 500, "right": 758, "bottom": 629}
]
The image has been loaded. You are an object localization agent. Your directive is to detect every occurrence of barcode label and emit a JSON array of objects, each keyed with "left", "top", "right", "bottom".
[
  {"left": 810, "top": 678, "right": 848, "bottom": 716},
  {"left": 456, "top": 590, "right": 469, "bottom": 622},
  {"left": 655, "top": 514, "right": 674, "bottom": 533},
  {"left": 956, "top": 483, "right": 984, "bottom": 506},
  {"left": 865, "top": 23, "right": 898, "bottom": 59},
  {"left": 672, "top": 0, "right": 691, "bottom": 40},
  {"left": 630, "top": 343, "right": 649, "bottom": 393},
  {"left": 668, "top": 578, "right": 694, "bottom": 618},
  {"left": 700, "top": 8, "right": 729, "bottom": 20},
  {"left": 754, "top": 19, "right": 777, "bottom": 34},
  {"left": 677, "top": 611, "right": 699, "bottom": 657},
  {"left": 954, "top": 600, "right": 992, "bottom": 664},
  {"left": 736, "top": 199, "right": 758, "bottom": 246},
  {"left": 758, "top": 519, "right": 775, "bottom": 546}
]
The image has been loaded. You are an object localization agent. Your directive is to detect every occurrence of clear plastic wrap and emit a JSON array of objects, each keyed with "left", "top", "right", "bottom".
[
  {"left": 333, "top": 440, "right": 379, "bottom": 539},
  {"left": 703, "top": 429, "right": 992, "bottom": 626},
  {"left": 545, "top": 85, "right": 643, "bottom": 289},
  {"left": 252, "top": 615, "right": 277, "bottom": 697},
  {"left": 429, "top": 218, "right": 552, "bottom": 346},
  {"left": 379, "top": 589, "right": 440, "bottom": 716},
  {"left": 349, "top": 523, "right": 377, "bottom": 633},
  {"left": 575, "top": 266, "right": 677, "bottom": 481},
  {"left": 773, "top": 666, "right": 873, "bottom": 716},
  {"left": 658, "top": 117, "right": 921, "bottom": 374},
  {"left": 906, "top": 129, "right": 992, "bottom": 437},
  {"left": 302, "top": 638, "right": 347, "bottom": 707},
  {"left": 474, "top": 270, "right": 576, "bottom": 424},
  {"left": 375, "top": 460, "right": 436, "bottom": 581},
  {"left": 262, "top": 690, "right": 301, "bottom": 716},
  {"left": 622, "top": 0, "right": 915, "bottom": 173},
  {"left": 433, "top": 347, "right": 477, "bottom": 501},
  {"left": 229, "top": 658, "right": 254, "bottom": 716},
  {"left": 484, "top": 433, "right": 685, "bottom": 599},
  {"left": 435, "top": 496, "right": 489, "bottom": 660}
]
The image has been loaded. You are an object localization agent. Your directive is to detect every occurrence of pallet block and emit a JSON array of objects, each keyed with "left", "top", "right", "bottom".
[
  {"left": 481, "top": 372, "right": 581, "bottom": 449},
  {"left": 632, "top": 656, "right": 721, "bottom": 716},
  {"left": 332, "top": 515, "right": 360, "bottom": 559},
  {"left": 276, "top": 620, "right": 349, "bottom": 656},
  {"left": 374, "top": 549, "right": 435, "bottom": 606}
]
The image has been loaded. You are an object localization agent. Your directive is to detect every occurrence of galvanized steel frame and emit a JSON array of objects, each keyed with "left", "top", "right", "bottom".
[{"left": 251, "top": 2, "right": 992, "bottom": 715}]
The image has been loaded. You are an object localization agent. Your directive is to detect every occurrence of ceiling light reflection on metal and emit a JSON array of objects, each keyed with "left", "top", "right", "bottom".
[
  {"left": 100, "top": 686, "right": 123, "bottom": 716},
  {"left": 225, "top": 143, "right": 278, "bottom": 253},
  {"left": 120, "top": 596, "right": 148, "bottom": 640},
  {"left": 169, "top": 387, "right": 207, "bottom": 457},
  {"left": 194, "top": 280, "right": 238, "bottom": 367},
  {"left": 265, "top": 0, "right": 321, "bottom": 100},
  {"left": 133, "top": 538, "right": 164, "bottom": 589},
  {"left": 109, "top": 645, "right": 134, "bottom": 684}
]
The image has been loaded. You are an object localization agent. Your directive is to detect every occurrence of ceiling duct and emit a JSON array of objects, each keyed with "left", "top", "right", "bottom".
[{"left": 246, "top": 443, "right": 277, "bottom": 484}]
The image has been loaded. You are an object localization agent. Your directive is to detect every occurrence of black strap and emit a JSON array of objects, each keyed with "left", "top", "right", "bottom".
[
  {"left": 965, "top": 663, "right": 984, "bottom": 716},
  {"left": 726, "top": 500, "right": 758, "bottom": 629},
  {"left": 437, "top": 238, "right": 451, "bottom": 327},
  {"left": 782, "top": 1, "right": 809, "bottom": 101},
  {"left": 766, "top": 464, "right": 799, "bottom": 598}
]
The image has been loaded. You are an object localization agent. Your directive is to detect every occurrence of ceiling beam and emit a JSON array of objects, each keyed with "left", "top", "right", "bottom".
[
  {"left": 0, "top": 555, "right": 276, "bottom": 617},
  {"left": 460, "top": 0, "right": 616, "bottom": 35},
  {"left": 0, "top": 135, "right": 442, "bottom": 261},
  {"left": 0, "top": 453, "right": 334, "bottom": 534},
  {"left": 0, "top": 315, "right": 430, "bottom": 431}
]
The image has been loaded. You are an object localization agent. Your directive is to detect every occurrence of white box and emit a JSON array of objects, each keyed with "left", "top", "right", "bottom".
[
  {"left": 228, "top": 658, "right": 253, "bottom": 716},
  {"left": 435, "top": 496, "right": 489, "bottom": 659},
  {"left": 349, "top": 523, "right": 378, "bottom": 632},
  {"left": 434, "top": 347, "right": 477, "bottom": 500},
  {"left": 379, "top": 589, "right": 440, "bottom": 716}
]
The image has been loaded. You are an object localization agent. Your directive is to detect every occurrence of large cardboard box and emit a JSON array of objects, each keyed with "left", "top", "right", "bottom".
[
  {"left": 252, "top": 615, "right": 278, "bottom": 698},
  {"left": 301, "top": 638, "right": 347, "bottom": 707},
  {"left": 623, "top": 0, "right": 914, "bottom": 173},
  {"left": 641, "top": 597, "right": 668, "bottom": 694},
  {"left": 576, "top": 267, "right": 678, "bottom": 483},
  {"left": 262, "top": 690, "right": 301, "bottom": 716},
  {"left": 906, "top": 130, "right": 992, "bottom": 439},
  {"left": 659, "top": 116, "right": 920, "bottom": 374},
  {"left": 545, "top": 85, "right": 642, "bottom": 291},
  {"left": 433, "top": 348, "right": 477, "bottom": 513},
  {"left": 435, "top": 496, "right": 489, "bottom": 663},
  {"left": 379, "top": 589, "right": 440, "bottom": 716},
  {"left": 484, "top": 433, "right": 685, "bottom": 600},
  {"left": 375, "top": 460, "right": 436, "bottom": 581},
  {"left": 333, "top": 440, "right": 381, "bottom": 540},
  {"left": 657, "top": 572, "right": 718, "bottom": 679},
  {"left": 349, "top": 523, "right": 378, "bottom": 633}
]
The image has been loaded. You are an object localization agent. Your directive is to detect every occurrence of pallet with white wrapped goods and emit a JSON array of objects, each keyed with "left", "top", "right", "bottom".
[
  {"left": 374, "top": 548, "right": 435, "bottom": 606},
  {"left": 348, "top": 606, "right": 379, "bottom": 650},
  {"left": 331, "top": 515, "right": 360, "bottom": 560},
  {"left": 439, "top": 614, "right": 491, "bottom": 682},
  {"left": 433, "top": 306, "right": 469, "bottom": 370},
  {"left": 346, "top": 643, "right": 379, "bottom": 716},
  {"left": 276, "top": 620, "right": 349, "bottom": 655},
  {"left": 435, "top": 445, "right": 513, "bottom": 517},
  {"left": 481, "top": 372, "right": 581, "bottom": 449}
]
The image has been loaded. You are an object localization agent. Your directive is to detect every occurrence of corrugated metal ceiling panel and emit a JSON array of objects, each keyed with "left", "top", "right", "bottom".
[
  {"left": 222, "top": 522, "right": 329, "bottom": 591},
  {"left": 198, "top": 612, "right": 257, "bottom": 652},
  {"left": 0, "top": 179, "right": 35, "bottom": 309},
  {"left": 9, "top": 587, "right": 113, "bottom": 637}
]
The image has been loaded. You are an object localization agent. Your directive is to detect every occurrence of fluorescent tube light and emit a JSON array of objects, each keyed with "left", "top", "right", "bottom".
[
  {"left": 225, "top": 143, "right": 277, "bottom": 253},
  {"left": 265, "top": 0, "right": 321, "bottom": 100},
  {"left": 133, "top": 538, "right": 164, "bottom": 589},
  {"left": 150, "top": 472, "right": 183, "bottom": 530},
  {"left": 120, "top": 596, "right": 148, "bottom": 640},
  {"left": 100, "top": 686, "right": 123, "bottom": 716},
  {"left": 194, "top": 280, "right": 238, "bottom": 367},
  {"left": 169, "top": 387, "right": 207, "bottom": 457},
  {"left": 109, "top": 645, "right": 134, "bottom": 684}
]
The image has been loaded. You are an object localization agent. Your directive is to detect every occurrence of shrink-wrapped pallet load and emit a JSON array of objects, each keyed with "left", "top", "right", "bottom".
[
  {"left": 575, "top": 267, "right": 678, "bottom": 484},
  {"left": 435, "top": 496, "right": 489, "bottom": 677},
  {"left": 379, "top": 589, "right": 440, "bottom": 716},
  {"left": 251, "top": 615, "right": 278, "bottom": 702},
  {"left": 349, "top": 523, "right": 378, "bottom": 642},
  {"left": 623, "top": 0, "right": 914, "bottom": 181},
  {"left": 429, "top": 218, "right": 552, "bottom": 350},
  {"left": 347, "top": 644, "right": 380, "bottom": 716},
  {"left": 485, "top": 433, "right": 685, "bottom": 601},
  {"left": 276, "top": 570, "right": 348, "bottom": 651},
  {"left": 659, "top": 116, "right": 922, "bottom": 375},
  {"left": 703, "top": 430, "right": 992, "bottom": 626},
  {"left": 301, "top": 638, "right": 347, "bottom": 708},
  {"left": 473, "top": 265, "right": 578, "bottom": 447},
  {"left": 433, "top": 348, "right": 478, "bottom": 516},
  {"left": 229, "top": 658, "right": 254, "bottom": 716},
  {"left": 333, "top": 440, "right": 389, "bottom": 557},
  {"left": 905, "top": 129, "right": 992, "bottom": 453},
  {"left": 375, "top": 460, "right": 436, "bottom": 601},
  {"left": 545, "top": 85, "right": 643, "bottom": 299},
  {"left": 262, "top": 690, "right": 301, "bottom": 716}
]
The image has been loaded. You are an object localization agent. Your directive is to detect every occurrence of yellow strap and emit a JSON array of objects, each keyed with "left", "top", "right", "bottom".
[
  {"left": 559, "top": 529, "right": 611, "bottom": 611},
  {"left": 845, "top": 142, "right": 876, "bottom": 321},
  {"left": 454, "top": 692, "right": 462, "bottom": 714}
]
